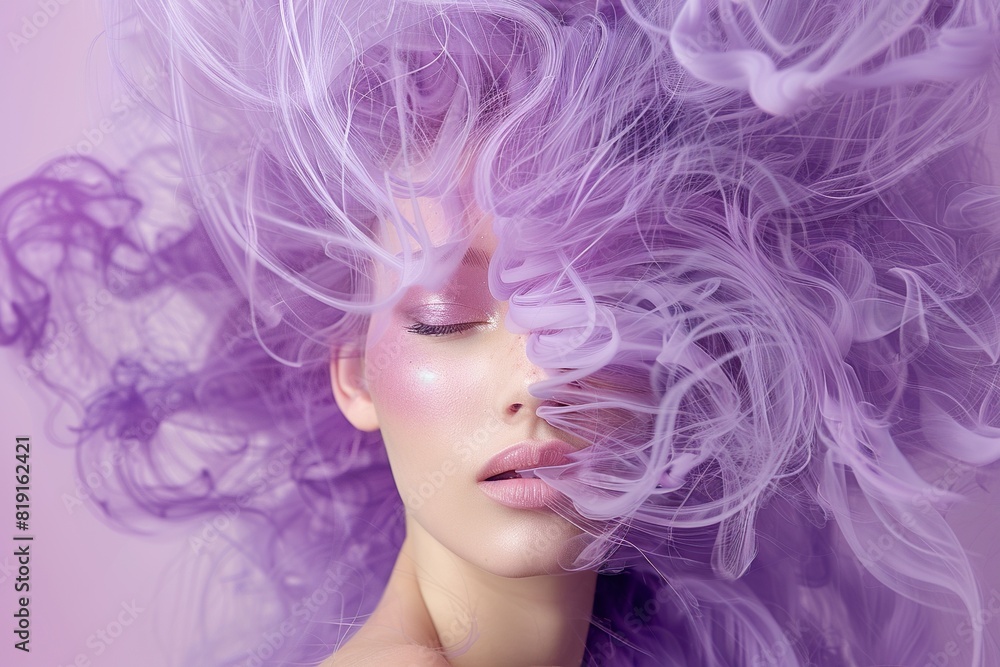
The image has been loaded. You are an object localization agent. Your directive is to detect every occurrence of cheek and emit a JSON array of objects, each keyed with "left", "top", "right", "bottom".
[
  {"left": 365, "top": 326, "right": 477, "bottom": 428},
  {"left": 365, "top": 327, "right": 489, "bottom": 500}
]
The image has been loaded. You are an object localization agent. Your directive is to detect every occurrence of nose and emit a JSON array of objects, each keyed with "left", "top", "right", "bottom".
[{"left": 498, "top": 329, "right": 549, "bottom": 419}]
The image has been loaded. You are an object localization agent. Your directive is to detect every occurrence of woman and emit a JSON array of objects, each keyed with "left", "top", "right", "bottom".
[
  {"left": 3, "top": 0, "right": 1000, "bottom": 665},
  {"left": 326, "top": 196, "right": 600, "bottom": 666}
]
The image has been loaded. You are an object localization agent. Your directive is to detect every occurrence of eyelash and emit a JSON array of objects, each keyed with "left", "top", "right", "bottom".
[{"left": 405, "top": 322, "right": 480, "bottom": 336}]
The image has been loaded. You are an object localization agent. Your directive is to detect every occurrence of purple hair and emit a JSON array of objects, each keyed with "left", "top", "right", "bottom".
[{"left": 3, "top": 0, "right": 1000, "bottom": 665}]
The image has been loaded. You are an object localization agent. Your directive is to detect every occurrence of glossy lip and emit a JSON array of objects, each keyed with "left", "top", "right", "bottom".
[
  {"left": 476, "top": 440, "right": 576, "bottom": 483},
  {"left": 476, "top": 441, "right": 577, "bottom": 509}
]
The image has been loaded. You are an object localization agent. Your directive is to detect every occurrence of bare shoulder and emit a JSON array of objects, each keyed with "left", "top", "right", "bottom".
[{"left": 319, "top": 633, "right": 450, "bottom": 667}]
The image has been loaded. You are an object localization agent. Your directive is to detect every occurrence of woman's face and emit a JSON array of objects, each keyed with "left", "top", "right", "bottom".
[{"left": 333, "top": 193, "right": 589, "bottom": 578}]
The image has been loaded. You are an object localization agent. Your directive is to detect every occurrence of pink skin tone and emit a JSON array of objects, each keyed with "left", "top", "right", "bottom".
[
  {"left": 329, "top": 195, "right": 597, "bottom": 666},
  {"left": 368, "top": 236, "right": 584, "bottom": 577}
]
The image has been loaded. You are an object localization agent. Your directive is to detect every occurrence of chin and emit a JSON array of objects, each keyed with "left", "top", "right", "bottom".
[{"left": 455, "top": 513, "right": 588, "bottom": 578}]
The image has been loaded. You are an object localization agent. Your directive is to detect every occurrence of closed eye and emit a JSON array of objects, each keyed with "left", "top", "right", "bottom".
[{"left": 404, "top": 322, "right": 484, "bottom": 336}]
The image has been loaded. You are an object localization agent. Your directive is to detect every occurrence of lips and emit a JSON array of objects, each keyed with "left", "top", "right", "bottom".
[
  {"left": 476, "top": 440, "right": 575, "bottom": 483},
  {"left": 486, "top": 470, "right": 522, "bottom": 481}
]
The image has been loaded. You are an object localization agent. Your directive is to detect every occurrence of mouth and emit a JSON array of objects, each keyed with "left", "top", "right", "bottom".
[
  {"left": 476, "top": 440, "right": 578, "bottom": 509},
  {"left": 476, "top": 439, "right": 575, "bottom": 483},
  {"left": 484, "top": 470, "right": 523, "bottom": 482}
]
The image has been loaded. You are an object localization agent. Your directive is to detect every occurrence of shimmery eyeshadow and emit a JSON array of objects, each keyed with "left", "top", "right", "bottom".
[{"left": 398, "top": 263, "right": 495, "bottom": 325}]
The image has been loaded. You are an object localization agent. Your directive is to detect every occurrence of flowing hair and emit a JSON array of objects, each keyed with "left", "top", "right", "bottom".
[{"left": 3, "top": 0, "right": 1000, "bottom": 665}]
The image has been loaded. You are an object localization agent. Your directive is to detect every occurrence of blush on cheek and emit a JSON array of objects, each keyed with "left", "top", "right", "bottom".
[{"left": 366, "top": 327, "right": 463, "bottom": 422}]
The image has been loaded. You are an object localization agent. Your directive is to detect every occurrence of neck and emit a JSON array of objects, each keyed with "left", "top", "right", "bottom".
[{"left": 395, "top": 515, "right": 598, "bottom": 667}]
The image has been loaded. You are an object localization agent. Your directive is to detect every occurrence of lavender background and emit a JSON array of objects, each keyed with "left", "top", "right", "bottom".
[{"left": 1, "top": 2, "right": 184, "bottom": 666}]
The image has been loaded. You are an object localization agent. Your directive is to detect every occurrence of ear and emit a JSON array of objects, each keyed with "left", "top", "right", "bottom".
[{"left": 330, "top": 345, "right": 380, "bottom": 432}]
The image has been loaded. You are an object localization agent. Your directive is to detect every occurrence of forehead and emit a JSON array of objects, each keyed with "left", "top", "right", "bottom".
[
  {"left": 386, "top": 191, "right": 497, "bottom": 259},
  {"left": 368, "top": 188, "right": 497, "bottom": 308}
]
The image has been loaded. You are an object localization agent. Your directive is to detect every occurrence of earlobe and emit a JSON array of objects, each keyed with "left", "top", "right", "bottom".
[{"left": 330, "top": 347, "right": 380, "bottom": 432}]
